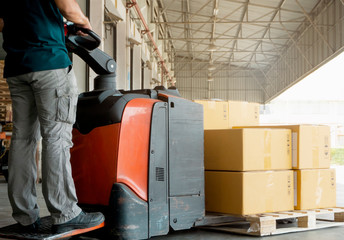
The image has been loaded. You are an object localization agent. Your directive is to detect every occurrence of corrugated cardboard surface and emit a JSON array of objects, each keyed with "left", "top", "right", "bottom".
[
  {"left": 294, "top": 169, "right": 336, "bottom": 210},
  {"left": 193, "top": 100, "right": 259, "bottom": 130},
  {"left": 204, "top": 128, "right": 291, "bottom": 171},
  {"left": 234, "top": 125, "right": 331, "bottom": 169},
  {"left": 194, "top": 100, "right": 229, "bottom": 129},
  {"left": 228, "top": 101, "right": 260, "bottom": 128},
  {"left": 205, "top": 170, "right": 294, "bottom": 215}
]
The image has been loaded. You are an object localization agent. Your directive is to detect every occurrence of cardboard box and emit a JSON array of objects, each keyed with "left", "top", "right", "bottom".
[
  {"left": 193, "top": 100, "right": 260, "bottom": 129},
  {"left": 204, "top": 128, "right": 291, "bottom": 171},
  {"left": 194, "top": 100, "right": 229, "bottom": 129},
  {"left": 228, "top": 101, "right": 260, "bottom": 128},
  {"left": 294, "top": 169, "right": 336, "bottom": 210},
  {"left": 234, "top": 125, "right": 330, "bottom": 169},
  {"left": 205, "top": 170, "right": 294, "bottom": 215}
]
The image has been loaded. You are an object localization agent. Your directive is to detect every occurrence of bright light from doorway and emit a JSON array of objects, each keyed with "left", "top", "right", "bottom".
[{"left": 274, "top": 51, "right": 344, "bottom": 101}]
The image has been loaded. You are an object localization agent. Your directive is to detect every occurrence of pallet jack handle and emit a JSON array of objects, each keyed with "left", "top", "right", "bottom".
[
  {"left": 64, "top": 22, "right": 117, "bottom": 90},
  {"left": 64, "top": 22, "right": 116, "bottom": 77}
]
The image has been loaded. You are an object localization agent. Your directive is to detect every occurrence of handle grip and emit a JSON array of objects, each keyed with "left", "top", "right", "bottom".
[
  {"left": 73, "top": 26, "right": 101, "bottom": 47},
  {"left": 65, "top": 22, "right": 101, "bottom": 51}
]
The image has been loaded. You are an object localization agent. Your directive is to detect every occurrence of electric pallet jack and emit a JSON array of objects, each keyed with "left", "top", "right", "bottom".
[
  {"left": 0, "top": 24, "right": 205, "bottom": 239},
  {"left": 69, "top": 25, "right": 205, "bottom": 239}
]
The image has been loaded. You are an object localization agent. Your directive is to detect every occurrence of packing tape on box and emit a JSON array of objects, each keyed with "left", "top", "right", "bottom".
[
  {"left": 315, "top": 170, "right": 323, "bottom": 207},
  {"left": 207, "top": 101, "right": 216, "bottom": 109},
  {"left": 265, "top": 172, "right": 274, "bottom": 213},
  {"left": 312, "top": 147, "right": 320, "bottom": 169},
  {"left": 312, "top": 128, "right": 320, "bottom": 168},
  {"left": 264, "top": 131, "right": 272, "bottom": 170}
]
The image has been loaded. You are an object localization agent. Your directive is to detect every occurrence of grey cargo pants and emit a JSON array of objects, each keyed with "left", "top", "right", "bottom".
[{"left": 6, "top": 67, "right": 82, "bottom": 226}]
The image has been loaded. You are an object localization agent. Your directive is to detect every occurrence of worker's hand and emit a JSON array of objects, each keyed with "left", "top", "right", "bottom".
[
  {"left": 76, "top": 20, "right": 92, "bottom": 31},
  {"left": 75, "top": 20, "right": 92, "bottom": 36},
  {"left": 55, "top": 0, "right": 92, "bottom": 34}
]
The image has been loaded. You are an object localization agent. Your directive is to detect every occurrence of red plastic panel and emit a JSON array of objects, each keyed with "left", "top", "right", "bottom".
[
  {"left": 116, "top": 98, "right": 160, "bottom": 202},
  {"left": 71, "top": 124, "right": 121, "bottom": 205}
]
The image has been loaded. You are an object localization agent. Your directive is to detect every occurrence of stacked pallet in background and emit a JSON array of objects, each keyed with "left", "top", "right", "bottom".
[
  {"left": 0, "top": 60, "right": 11, "bottom": 122},
  {"left": 234, "top": 125, "right": 336, "bottom": 210}
]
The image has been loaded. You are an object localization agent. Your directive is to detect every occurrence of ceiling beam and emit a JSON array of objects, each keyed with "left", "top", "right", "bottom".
[
  {"left": 174, "top": 2, "right": 244, "bottom": 58},
  {"left": 169, "top": 60, "right": 273, "bottom": 63},
  {"left": 183, "top": 0, "right": 194, "bottom": 98},
  {"left": 169, "top": 0, "right": 214, "bottom": 55},
  {"left": 279, "top": 21, "right": 314, "bottom": 68},
  {"left": 245, "top": 0, "right": 287, "bottom": 69},
  {"left": 158, "top": 37, "right": 290, "bottom": 40},
  {"left": 295, "top": 0, "right": 334, "bottom": 53},
  {"left": 165, "top": 38, "right": 286, "bottom": 47},
  {"left": 226, "top": 0, "right": 249, "bottom": 64},
  {"left": 167, "top": 50, "right": 281, "bottom": 53},
  {"left": 226, "top": 0, "right": 305, "bottom": 14},
  {"left": 153, "top": 20, "right": 310, "bottom": 24}
]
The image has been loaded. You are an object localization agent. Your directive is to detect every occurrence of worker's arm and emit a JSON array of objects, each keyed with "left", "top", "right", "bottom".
[
  {"left": 54, "top": 0, "right": 91, "bottom": 30},
  {"left": 0, "top": 18, "right": 4, "bottom": 32}
]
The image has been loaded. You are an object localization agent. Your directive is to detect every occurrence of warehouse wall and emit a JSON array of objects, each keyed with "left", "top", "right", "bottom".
[
  {"left": 73, "top": 0, "right": 88, "bottom": 93},
  {"left": 175, "top": 59, "right": 265, "bottom": 102},
  {"left": 132, "top": 44, "right": 142, "bottom": 90},
  {"left": 116, "top": 20, "right": 127, "bottom": 90}
]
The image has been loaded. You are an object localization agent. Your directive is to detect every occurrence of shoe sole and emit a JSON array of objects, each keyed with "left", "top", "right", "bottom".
[
  {"left": 55, "top": 221, "right": 105, "bottom": 238},
  {"left": 53, "top": 218, "right": 105, "bottom": 234}
]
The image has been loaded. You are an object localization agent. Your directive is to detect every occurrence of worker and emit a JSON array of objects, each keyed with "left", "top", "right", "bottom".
[{"left": 0, "top": 0, "right": 104, "bottom": 234}]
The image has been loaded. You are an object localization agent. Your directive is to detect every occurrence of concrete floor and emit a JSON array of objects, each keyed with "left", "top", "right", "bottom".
[{"left": 0, "top": 173, "right": 343, "bottom": 240}]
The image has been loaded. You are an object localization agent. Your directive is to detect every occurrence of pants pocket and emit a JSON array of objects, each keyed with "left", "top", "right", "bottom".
[{"left": 55, "top": 68, "right": 78, "bottom": 124}]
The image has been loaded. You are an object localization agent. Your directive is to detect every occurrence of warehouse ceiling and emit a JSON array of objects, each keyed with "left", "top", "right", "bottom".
[
  {"left": 153, "top": 0, "right": 344, "bottom": 103},
  {"left": 158, "top": 0, "right": 320, "bottom": 67}
]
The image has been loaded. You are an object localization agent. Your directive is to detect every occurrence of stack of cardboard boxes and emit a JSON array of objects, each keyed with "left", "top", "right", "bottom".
[
  {"left": 204, "top": 127, "right": 294, "bottom": 215},
  {"left": 196, "top": 99, "right": 336, "bottom": 216},
  {"left": 239, "top": 125, "right": 336, "bottom": 210}
]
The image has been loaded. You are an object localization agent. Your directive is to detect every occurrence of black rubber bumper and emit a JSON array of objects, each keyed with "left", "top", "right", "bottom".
[{"left": 107, "top": 183, "right": 148, "bottom": 240}]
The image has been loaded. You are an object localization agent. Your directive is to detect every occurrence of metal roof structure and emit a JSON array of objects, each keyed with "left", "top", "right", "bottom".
[{"left": 154, "top": 0, "right": 344, "bottom": 103}]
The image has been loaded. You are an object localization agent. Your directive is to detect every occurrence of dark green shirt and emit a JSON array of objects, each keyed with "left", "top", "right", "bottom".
[{"left": 0, "top": 0, "right": 71, "bottom": 78}]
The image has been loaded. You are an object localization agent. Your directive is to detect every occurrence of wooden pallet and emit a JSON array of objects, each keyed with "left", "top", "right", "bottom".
[{"left": 200, "top": 207, "right": 344, "bottom": 236}]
